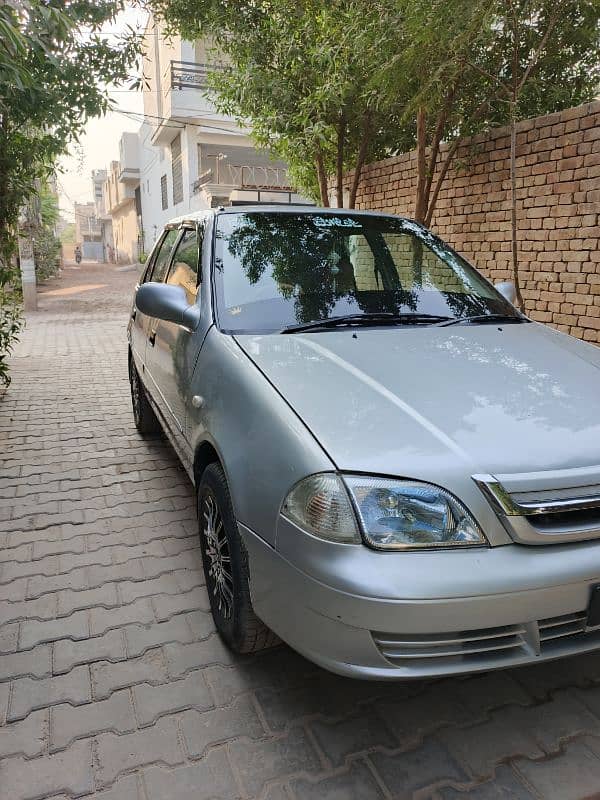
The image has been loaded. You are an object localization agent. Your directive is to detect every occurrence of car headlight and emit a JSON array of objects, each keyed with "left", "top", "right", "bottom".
[
  {"left": 281, "top": 473, "right": 486, "bottom": 549},
  {"left": 281, "top": 473, "right": 361, "bottom": 543},
  {"left": 344, "top": 476, "right": 486, "bottom": 550}
]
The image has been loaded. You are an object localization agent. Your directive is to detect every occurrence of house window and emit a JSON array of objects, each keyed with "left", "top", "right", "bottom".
[
  {"left": 171, "top": 134, "right": 183, "bottom": 205},
  {"left": 160, "top": 175, "right": 168, "bottom": 210}
]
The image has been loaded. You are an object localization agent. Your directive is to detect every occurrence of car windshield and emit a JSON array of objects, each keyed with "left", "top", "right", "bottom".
[{"left": 213, "top": 211, "right": 519, "bottom": 333}]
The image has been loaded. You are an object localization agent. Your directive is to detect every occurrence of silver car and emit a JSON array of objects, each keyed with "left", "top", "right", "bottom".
[{"left": 128, "top": 206, "right": 600, "bottom": 680}]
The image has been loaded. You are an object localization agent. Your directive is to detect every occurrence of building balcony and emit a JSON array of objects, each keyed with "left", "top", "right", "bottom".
[
  {"left": 192, "top": 164, "right": 292, "bottom": 196},
  {"left": 150, "top": 61, "right": 233, "bottom": 145},
  {"left": 170, "top": 60, "right": 226, "bottom": 90}
]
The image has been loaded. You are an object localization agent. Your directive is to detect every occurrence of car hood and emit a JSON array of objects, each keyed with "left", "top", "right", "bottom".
[{"left": 234, "top": 323, "right": 600, "bottom": 482}]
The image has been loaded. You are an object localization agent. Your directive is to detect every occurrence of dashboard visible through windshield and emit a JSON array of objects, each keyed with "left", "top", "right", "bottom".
[{"left": 213, "top": 211, "right": 519, "bottom": 334}]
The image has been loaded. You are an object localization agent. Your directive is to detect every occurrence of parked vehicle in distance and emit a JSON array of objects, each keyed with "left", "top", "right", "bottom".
[{"left": 128, "top": 206, "right": 600, "bottom": 679}]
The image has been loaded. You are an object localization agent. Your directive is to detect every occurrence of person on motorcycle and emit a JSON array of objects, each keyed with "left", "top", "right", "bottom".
[{"left": 74, "top": 245, "right": 82, "bottom": 264}]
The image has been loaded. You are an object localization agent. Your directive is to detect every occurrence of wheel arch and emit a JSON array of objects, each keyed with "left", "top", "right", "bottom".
[{"left": 193, "top": 439, "right": 222, "bottom": 488}]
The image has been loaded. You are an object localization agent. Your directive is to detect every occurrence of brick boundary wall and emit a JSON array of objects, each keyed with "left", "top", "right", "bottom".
[{"left": 349, "top": 101, "right": 600, "bottom": 342}]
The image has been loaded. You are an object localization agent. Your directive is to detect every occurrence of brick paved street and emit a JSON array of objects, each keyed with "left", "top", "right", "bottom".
[{"left": 3, "top": 260, "right": 600, "bottom": 799}]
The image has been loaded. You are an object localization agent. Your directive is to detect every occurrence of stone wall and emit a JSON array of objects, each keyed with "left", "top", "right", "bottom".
[{"left": 350, "top": 101, "right": 600, "bottom": 342}]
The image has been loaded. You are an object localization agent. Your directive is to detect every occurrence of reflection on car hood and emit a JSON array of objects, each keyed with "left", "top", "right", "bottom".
[{"left": 234, "top": 323, "right": 600, "bottom": 479}]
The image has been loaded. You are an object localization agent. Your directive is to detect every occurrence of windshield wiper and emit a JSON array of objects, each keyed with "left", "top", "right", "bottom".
[
  {"left": 438, "top": 313, "right": 528, "bottom": 327},
  {"left": 281, "top": 312, "right": 455, "bottom": 333}
]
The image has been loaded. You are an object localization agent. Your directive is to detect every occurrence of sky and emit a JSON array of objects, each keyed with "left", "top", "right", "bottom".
[{"left": 57, "top": 5, "right": 148, "bottom": 224}]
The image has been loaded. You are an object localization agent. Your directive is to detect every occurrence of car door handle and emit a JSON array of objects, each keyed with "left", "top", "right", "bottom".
[{"left": 148, "top": 329, "right": 156, "bottom": 347}]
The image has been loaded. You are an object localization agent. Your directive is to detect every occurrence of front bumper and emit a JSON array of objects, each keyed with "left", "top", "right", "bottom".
[{"left": 240, "top": 519, "right": 600, "bottom": 679}]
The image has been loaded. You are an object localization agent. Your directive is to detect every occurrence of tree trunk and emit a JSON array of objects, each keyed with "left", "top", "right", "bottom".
[
  {"left": 509, "top": 110, "right": 524, "bottom": 310},
  {"left": 415, "top": 106, "right": 427, "bottom": 223},
  {"left": 348, "top": 114, "right": 371, "bottom": 209},
  {"left": 315, "top": 148, "right": 330, "bottom": 207},
  {"left": 336, "top": 115, "right": 345, "bottom": 208}
]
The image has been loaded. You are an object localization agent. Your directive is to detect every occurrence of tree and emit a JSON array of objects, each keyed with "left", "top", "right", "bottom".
[
  {"left": 148, "top": 0, "right": 415, "bottom": 207},
  {"left": 470, "top": 0, "right": 600, "bottom": 308},
  {"left": 0, "top": 1, "right": 139, "bottom": 385},
  {"left": 379, "top": 0, "right": 599, "bottom": 232}
]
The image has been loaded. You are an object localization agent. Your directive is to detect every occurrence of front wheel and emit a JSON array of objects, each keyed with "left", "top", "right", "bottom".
[{"left": 198, "top": 463, "right": 279, "bottom": 654}]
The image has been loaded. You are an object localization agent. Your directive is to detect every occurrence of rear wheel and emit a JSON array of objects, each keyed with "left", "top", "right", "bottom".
[
  {"left": 198, "top": 463, "right": 279, "bottom": 654},
  {"left": 129, "top": 356, "right": 161, "bottom": 434}
]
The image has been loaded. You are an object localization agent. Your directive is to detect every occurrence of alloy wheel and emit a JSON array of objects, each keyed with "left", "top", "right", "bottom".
[{"left": 202, "top": 491, "right": 234, "bottom": 619}]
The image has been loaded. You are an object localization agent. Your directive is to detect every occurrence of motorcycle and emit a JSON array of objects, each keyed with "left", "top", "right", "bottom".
[{"left": 75, "top": 249, "right": 82, "bottom": 264}]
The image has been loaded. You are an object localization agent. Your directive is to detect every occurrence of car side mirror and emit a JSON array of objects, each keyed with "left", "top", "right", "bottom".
[
  {"left": 135, "top": 283, "right": 200, "bottom": 331},
  {"left": 495, "top": 280, "right": 517, "bottom": 305}
]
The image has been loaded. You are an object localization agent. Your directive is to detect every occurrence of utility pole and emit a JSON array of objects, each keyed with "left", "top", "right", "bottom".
[{"left": 17, "top": 197, "right": 38, "bottom": 312}]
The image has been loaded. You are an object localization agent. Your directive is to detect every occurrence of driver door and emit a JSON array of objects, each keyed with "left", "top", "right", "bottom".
[{"left": 144, "top": 225, "right": 203, "bottom": 462}]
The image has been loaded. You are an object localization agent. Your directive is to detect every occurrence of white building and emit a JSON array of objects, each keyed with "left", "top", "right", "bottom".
[
  {"left": 104, "top": 132, "right": 143, "bottom": 263},
  {"left": 139, "top": 17, "right": 309, "bottom": 249},
  {"left": 91, "top": 168, "right": 113, "bottom": 262}
]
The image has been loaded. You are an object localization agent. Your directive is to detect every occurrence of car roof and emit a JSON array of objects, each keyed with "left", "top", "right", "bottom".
[{"left": 165, "top": 205, "right": 414, "bottom": 228}]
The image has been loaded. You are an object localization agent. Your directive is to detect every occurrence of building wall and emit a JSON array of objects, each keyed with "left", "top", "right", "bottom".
[
  {"left": 350, "top": 101, "right": 600, "bottom": 343},
  {"left": 111, "top": 201, "right": 139, "bottom": 263}
]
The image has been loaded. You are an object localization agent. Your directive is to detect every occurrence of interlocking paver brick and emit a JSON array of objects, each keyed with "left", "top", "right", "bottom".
[
  {"left": 50, "top": 690, "right": 136, "bottom": 751},
  {"left": 53, "top": 628, "right": 126, "bottom": 674},
  {"left": 184, "top": 610, "right": 215, "bottom": 639},
  {"left": 19, "top": 608, "right": 89, "bottom": 650},
  {"left": 205, "top": 648, "right": 316, "bottom": 706},
  {"left": 124, "top": 614, "right": 196, "bottom": 658},
  {"left": 0, "top": 710, "right": 47, "bottom": 758},
  {"left": 93, "top": 773, "right": 145, "bottom": 800},
  {"left": 0, "top": 644, "right": 52, "bottom": 681},
  {"left": 9, "top": 665, "right": 92, "bottom": 721},
  {"left": 228, "top": 728, "right": 322, "bottom": 797},
  {"left": 514, "top": 739, "right": 600, "bottom": 800},
  {"left": 0, "top": 739, "right": 94, "bottom": 799},
  {"left": 164, "top": 636, "right": 237, "bottom": 676},
  {"left": 438, "top": 765, "right": 535, "bottom": 799},
  {"left": 310, "top": 710, "right": 396, "bottom": 766},
  {"left": 291, "top": 761, "right": 385, "bottom": 799},
  {"left": 0, "top": 621, "right": 19, "bottom": 653},
  {"left": 181, "top": 695, "right": 264, "bottom": 757},
  {"left": 255, "top": 672, "right": 384, "bottom": 732},
  {"left": 57, "top": 583, "right": 119, "bottom": 616},
  {"left": 133, "top": 669, "right": 213, "bottom": 726},
  {"left": 152, "top": 586, "right": 209, "bottom": 621},
  {"left": 437, "top": 707, "right": 545, "bottom": 780},
  {"left": 90, "top": 597, "right": 155, "bottom": 636},
  {"left": 91, "top": 648, "right": 168, "bottom": 700},
  {"left": 0, "top": 595, "right": 56, "bottom": 625},
  {"left": 96, "top": 716, "right": 185, "bottom": 788},
  {"left": 369, "top": 740, "right": 468, "bottom": 799},
  {"left": 375, "top": 682, "right": 475, "bottom": 749},
  {"left": 143, "top": 746, "right": 240, "bottom": 800},
  {"left": 0, "top": 681, "right": 9, "bottom": 724}
]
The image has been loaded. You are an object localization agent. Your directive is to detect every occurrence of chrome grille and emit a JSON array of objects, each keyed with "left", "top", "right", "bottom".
[
  {"left": 372, "top": 624, "right": 528, "bottom": 666},
  {"left": 538, "top": 611, "right": 587, "bottom": 644},
  {"left": 373, "top": 609, "right": 600, "bottom": 669}
]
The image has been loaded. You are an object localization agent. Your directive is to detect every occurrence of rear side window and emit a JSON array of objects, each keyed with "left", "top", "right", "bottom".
[
  {"left": 148, "top": 229, "right": 179, "bottom": 283},
  {"left": 167, "top": 229, "right": 199, "bottom": 304}
]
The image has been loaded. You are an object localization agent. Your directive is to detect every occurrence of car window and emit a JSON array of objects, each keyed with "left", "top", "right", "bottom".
[
  {"left": 148, "top": 229, "right": 179, "bottom": 283},
  {"left": 166, "top": 228, "right": 199, "bottom": 304},
  {"left": 214, "top": 212, "right": 516, "bottom": 333}
]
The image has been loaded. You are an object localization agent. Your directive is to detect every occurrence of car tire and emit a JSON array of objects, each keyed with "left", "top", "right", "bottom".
[
  {"left": 198, "top": 462, "right": 279, "bottom": 654},
  {"left": 129, "top": 356, "right": 161, "bottom": 434}
]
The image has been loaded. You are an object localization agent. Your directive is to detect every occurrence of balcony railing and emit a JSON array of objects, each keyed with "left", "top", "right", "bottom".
[
  {"left": 170, "top": 60, "right": 226, "bottom": 90},
  {"left": 192, "top": 164, "right": 291, "bottom": 195}
]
